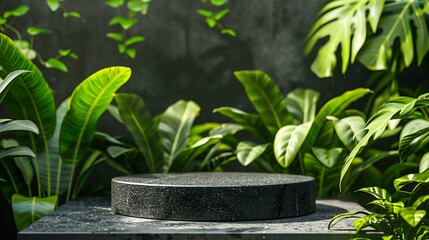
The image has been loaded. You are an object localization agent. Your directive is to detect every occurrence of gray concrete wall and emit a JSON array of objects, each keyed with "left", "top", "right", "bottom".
[{"left": 3, "top": 0, "right": 370, "bottom": 136}]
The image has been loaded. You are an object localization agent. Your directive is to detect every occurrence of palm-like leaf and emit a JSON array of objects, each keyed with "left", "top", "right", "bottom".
[
  {"left": 305, "top": 0, "right": 385, "bottom": 77},
  {"left": 358, "top": 0, "right": 429, "bottom": 70},
  {"left": 12, "top": 194, "right": 57, "bottom": 230},
  {"left": 114, "top": 93, "right": 163, "bottom": 173},
  {"left": 234, "top": 71, "right": 291, "bottom": 134},
  {"left": 0, "top": 70, "right": 30, "bottom": 104},
  {"left": 158, "top": 100, "right": 200, "bottom": 172}
]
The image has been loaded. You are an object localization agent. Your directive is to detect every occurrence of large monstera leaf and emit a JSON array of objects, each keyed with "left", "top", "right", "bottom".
[
  {"left": 358, "top": 0, "right": 429, "bottom": 70},
  {"left": 305, "top": 0, "right": 385, "bottom": 77}
]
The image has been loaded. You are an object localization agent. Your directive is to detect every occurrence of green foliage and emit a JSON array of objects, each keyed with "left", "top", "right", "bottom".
[
  {"left": 0, "top": 3, "right": 79, "bottom": 72},
  {"left": 215, "top": 70, "right": 374, "bottom": 196},
  {"left": 329, "top": 169, "right": 429, "bottom": 239},
  {"left": 105, "top": 0, "right": 150, "bottom": 58},
  {"left": 305, "top": 0, "right": 429, "bottom": 78},
  {"left": 198, "top": 0, "right": 236, "bottom": 37},
  {"left": 101, "top": 93, "right": 233, "bottom": 174},
  {"left": 0, "top": 35, "right": 130, "bottom": 230}
]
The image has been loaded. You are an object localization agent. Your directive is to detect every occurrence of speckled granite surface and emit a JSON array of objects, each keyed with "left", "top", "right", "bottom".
[
  {"left": 18, "top": 197, "right": 379, "bottom": 240},
  {"left": 112, "top": 173, "right": 316, "bottom": 221}
]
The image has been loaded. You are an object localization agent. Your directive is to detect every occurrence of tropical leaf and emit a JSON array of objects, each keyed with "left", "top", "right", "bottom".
[
  {"left": 114, "top": 93, "right": 163, "bottom": 173},
  {"left": 37, "top": 99, "right": 72, "bottom": 196},
  {"left": 420, "top": 152, "right": 429, "bottom": 173},
  {"left": 0, "top": 146, "right": 35, "bottom": 160},
  {"left": 213, "top": 107, "right": 270, "bottom": 141},
  {"left": 274, "top": 122, "right": 312, "bottom": 168},
  {"left": 399, "top": 207, "right": 426, "bottom": 228},
  {"left": 328, "top": 116, "right": 365, "bottom": 150},
  {"left": 0, "top": 70, "right": 30, "bottom": 104},
  {"left": 234, "top": 71, "right": 291, "bottom": 134},
  {"left": 12, "top": 194, "right": 57, "bottom": 230},
  {"left": 340, "top": 96, "right": 417, "bottom": 189},
  {"left": 358, "top": 0, "right": 429, "bottom": 70},
  {"left": 1, "top": 139, "right": 34, "bottom": 188},
  {"left": 0, "top": 120, "right": 39, "bottom": 135},
  {"left": 394, "top": 170, "right": 429, "bottom": 191},
  {"left": 285, "top": 88, "right": 320, "bottom": 124},
  {"left": 236, "top": 141, "right": 269, "bottom": 166},
  {"left": 158, "top": 100, "right": 200, "bottom": 172},
  {"left": 328, "top": 211, "right": 367, "bottom": 229},
  {"left": 412, "top": 195, "right": 429, "bottom": 209},
  {"left": 0, "top": 33, "right": 56, "bottom": 151},
  {"left": 354, "top": 213, "right": 387, "bottom": 232},
  {"left": 305, "top": 0, "right": 385, "bottom": 77},
  {"left": 399, "top": 126, "right": 429, "bottom": 161},
  {"left": 60, "top": 67, "right": 130, "bottom": 200},
  {"left": 356, "top": 186, "right": 392, "bottom": 201},
  {"left": 73, "top": 151, "right": 107, "bottom": 198},
  {"left": 312, "top": 147, "right": 343, "bottom": 168}
]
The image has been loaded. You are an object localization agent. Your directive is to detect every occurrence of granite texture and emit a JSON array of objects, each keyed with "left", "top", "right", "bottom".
[
  {"left": 18, "top": 197, "right": 380, "bottom": 240},
  {"left": 111, "top": 172, "right": 316, "bottom": 221}
]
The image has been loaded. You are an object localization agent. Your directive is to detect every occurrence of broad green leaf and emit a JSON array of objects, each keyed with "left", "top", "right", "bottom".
[
  {"left": 27, "top": 27, "right": 51, "bottom": 36},
  {"left": 401, "top": 119, "right": 429, "bottom": 140},
  {"left": 358, "top": 1, "right": 429, "bottom": 70},
  {"left": 60, "top": 66, "right": 131, "bottom": 164},
  {"left": 46, "top": 0, "right": 60, "bottom": 11},
  {"left": 221, "top": 28, "right": 236, "bottom": 37},
  {"left": 393, "top": 169, "right": 429, "bottom": 191},
  {"left": 197, "top": 9, "right": 212, "bottom": 17},
  {"left": 44, "top": 58, "right": 68, "bottom": 73},
  {"left": 125, "top": 36, "right": 145, "bottom": 46},
  {"left": 356, "top": 187, "right": 392, "bottom": 201},
  {"left": 213, "top": 107, "right": 271, "bottom": 141},
  {"left": 0, "top": 119, "right": 39, "bottom": 134},
  {"left": 399, "top": 207, "right": 426, "bottom": 228},
  {"left": 173, "top": 135, "right": 222, "bottom": 172},
  {"left": 214, "top": 9, "right": 230, "bottom": 21},
  {"left": 1, "top": 139, "right": 34, "bottom": 187},
  {"left": 341, "top": 96, "right": 416, "bottom": 190},
  {"left": 412, "top": 195, "right": 429, "bottom": 209},
  {"left": 109, "top": 16, "right": 138, "bottom": 30},
  {"left": 210, "top": 0, "right": 228, "bottom": 6},
  {"left": 286, "top": 88, "right": 320, "bottom": 124},
  {"left": 37, "top": 99, "right": 72, "bottom": 196},
  {"left": 305, "top": 0, "right": 385, "bottom": 77},
  {"left": 159, "top": 100, "right": 200, "bottom": 172},
  {"left": 312, "top": 147, "right": 342, "bottom": 168},
  {"left": 0, "top": 146, "right": 35, "bottom": 160},
  {"left": 4, "top": 5, "right": 30, "bottom": 18},
  {"left": 208, "top": 123, "right": 243, "bottom": 137},
  {"left": 0, "top": 70, "right": 30, "bottom": 104},
  {"left": 420, "top": 152, "right": 429, "bottom": 173},
  {"left": 115, "top": 93, "right": 163, "bottom": 173},
  {"left": 234, "top": 71, "right": 291, "bottom": 134},
  {"left": 354, "top": 213, "right": 386, "bottom": 232},
  {"left": 236, "top": 141, "right": 269, "bottom": 166},
  {"left": 63, "top": 12, "right": 81, "bottom": 18},
  {"left": 12, "top": 194, "right": 57, "bottom": 230},
  {"left": 105, "top": 0, "right": 124, "bottom": 8},
  {"left": 329, "top": 115, "right": 365, "bottom": 150},
  {"left": 274, "top": 122, "right": 312, "bottom": 168}
]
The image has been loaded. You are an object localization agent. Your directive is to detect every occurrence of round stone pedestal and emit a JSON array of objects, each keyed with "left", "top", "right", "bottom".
[{"left": 111, "top": 172, "right": 315, "bottom": 221}]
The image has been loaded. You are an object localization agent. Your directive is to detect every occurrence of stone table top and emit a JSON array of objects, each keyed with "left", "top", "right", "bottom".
[{"left": 18, "top": 197, "right": 380, "bottom": 240}]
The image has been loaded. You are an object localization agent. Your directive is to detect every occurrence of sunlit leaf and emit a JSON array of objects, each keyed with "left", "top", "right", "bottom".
[
  {"left": 221, "top": 28, "right": 236, "bottom": 37},
  {"left": 399, "top": 207, "right": 426, "bottom": 228},
  {"left": 4, "top": 5, "right": 30, "bottom": 18},
  {"left": 286, "top": 88, "right": 320, "bottom": 124},
  {"left": 46, "top": 0, "right": 60, "bottom": 11},
  {"left": 214, "top": 9, "right": 230, "bottom": 21},
  {"left": 236, "top": 141, "right": 269, "bottom": 166},
  {"left": 356, "top": 186, "right": 392, "bottom": 201}
]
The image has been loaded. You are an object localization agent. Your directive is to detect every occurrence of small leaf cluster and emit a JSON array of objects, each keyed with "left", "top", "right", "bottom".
[
  {"left": 330, "top": 169, "right": 429, "bottom": 239},
  {"left": 105, "top": 0, "right": 149, "bottom": 58},
  {"left": 0, "top": 2, "right": 79, "bottom": 72},
  {"left": 198, "top": 0, "right": 236, "bottom": 37}
]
